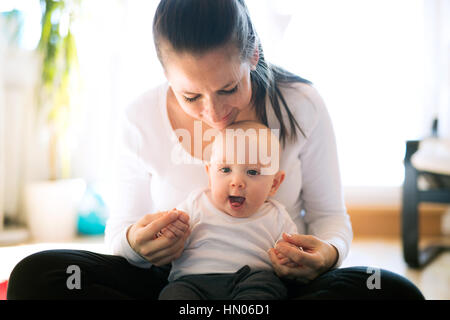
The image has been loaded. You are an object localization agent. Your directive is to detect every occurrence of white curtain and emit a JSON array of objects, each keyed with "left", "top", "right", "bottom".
[{"left": 0, "top": 5, "right": 41, "bottom": 227}]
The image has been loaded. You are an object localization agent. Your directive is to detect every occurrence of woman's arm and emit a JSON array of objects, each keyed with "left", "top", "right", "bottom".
[
  {"left": 105, "top": 107, "right": 189, "bottom": 267},
  {"left": 268, "top": 85, "right": 352, "bottom": 282},
  {"left": 104, "top": 109, "right": 154, "bottom": 267},
  {"left": 298, "top": 87, "right": 353, "bottom": 268}
]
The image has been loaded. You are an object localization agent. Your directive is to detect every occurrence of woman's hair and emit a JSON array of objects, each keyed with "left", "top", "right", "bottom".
[{"left": 153, "top": 0, "right": 312, "bottom": 146}]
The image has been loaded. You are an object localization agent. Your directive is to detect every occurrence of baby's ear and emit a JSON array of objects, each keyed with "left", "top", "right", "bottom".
[
  {"left": 269, "top": 170, "right": 285, "bottom": 196},
  {"left": 205, "top": 164, "right": 212, "bottom": 188}
]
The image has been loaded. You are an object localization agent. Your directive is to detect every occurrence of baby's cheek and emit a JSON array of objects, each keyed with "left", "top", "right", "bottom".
[
  {"left": 253, "top": 179, "right": 273, "bottom": 199},
  {"left": 209, "top": 175, "right": 222, "bottom": 193},
  {"left": 212, "top": 183, "right": 228, "bottom": 203}
]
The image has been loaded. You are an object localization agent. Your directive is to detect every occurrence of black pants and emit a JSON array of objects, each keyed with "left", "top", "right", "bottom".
[
  {"left": 159, "top": 265, "right": 287, "bottom": 300},
  {"left": 6, "top": 249, "right": 425, "bottom": 300}
]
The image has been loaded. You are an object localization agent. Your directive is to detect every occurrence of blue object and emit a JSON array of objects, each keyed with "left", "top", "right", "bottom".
[{"left": 77, "top": 185, "right": 109, "bottom": 235}]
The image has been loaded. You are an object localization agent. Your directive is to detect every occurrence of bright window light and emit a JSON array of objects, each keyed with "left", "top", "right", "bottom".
[
  {"left": 3, "top": 0, "right": 427, "bottom": 189},
  {"left": 249, "top": 0, "right": 426, "bottom": 187}
]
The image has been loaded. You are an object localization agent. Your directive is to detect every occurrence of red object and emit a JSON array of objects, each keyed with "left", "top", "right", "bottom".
[{"left": 0, "top": 280, "right": 8, "bottom": 300}]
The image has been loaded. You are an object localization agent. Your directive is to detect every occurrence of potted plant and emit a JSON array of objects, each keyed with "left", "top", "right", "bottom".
[{"left": 25, "top": 0, "right": 86, "bottom": 242}]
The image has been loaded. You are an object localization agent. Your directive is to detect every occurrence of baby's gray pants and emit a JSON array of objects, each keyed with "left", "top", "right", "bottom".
[{"left": 158, "top": 265, "right": 287, "bottom": 300}]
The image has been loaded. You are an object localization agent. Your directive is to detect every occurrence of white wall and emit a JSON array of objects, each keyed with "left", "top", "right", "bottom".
[{"left": 427, "top": 0, "right": 450, "bottom": 138}]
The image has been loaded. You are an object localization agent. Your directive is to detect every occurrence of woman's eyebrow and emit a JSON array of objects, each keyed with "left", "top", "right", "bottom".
[
  {"left": 183, "top": 81, "right": 236, "bottom": 95},
  {"left": 218, "top": 81, "right": 236, "bottom": 90}
]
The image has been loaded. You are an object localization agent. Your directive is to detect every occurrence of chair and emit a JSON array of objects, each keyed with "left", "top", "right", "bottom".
[{"left": 402, "top": 140, "right": 450, "bottom": 268}]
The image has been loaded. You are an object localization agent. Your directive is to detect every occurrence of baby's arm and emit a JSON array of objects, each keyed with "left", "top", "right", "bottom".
[{"left": 273, "top": 213, "right": 299, "bottom": 268}]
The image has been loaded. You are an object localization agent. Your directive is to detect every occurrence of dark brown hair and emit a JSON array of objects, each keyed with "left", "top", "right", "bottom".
[{"left": 153, "top": 0, "right": 312, "bottom": 146}]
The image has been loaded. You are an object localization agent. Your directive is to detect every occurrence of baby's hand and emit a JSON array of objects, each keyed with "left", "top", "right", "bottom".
[
  {"left": 158, "top": 208, "right": 190, "bottom": 239},
  {"left": 272, "top": 239, "right": 301, "bottom": 268},
  {"left": 274, "top": 250, "right": 299, "bottom": 268}
]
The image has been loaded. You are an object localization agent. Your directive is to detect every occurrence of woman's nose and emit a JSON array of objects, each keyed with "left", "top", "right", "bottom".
[{"left": 203, "top": 98, "right": 222, "bottom": 122}]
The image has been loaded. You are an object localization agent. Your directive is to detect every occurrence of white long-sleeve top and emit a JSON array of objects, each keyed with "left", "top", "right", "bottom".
[
  {"left": 168, "top": 187, "right": 298, "bottom": 281},
  {"left": 105, "top": 81, "right": 353, "bottom": 269}
]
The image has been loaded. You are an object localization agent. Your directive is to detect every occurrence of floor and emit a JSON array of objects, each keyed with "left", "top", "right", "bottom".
[
  {"left": 340, "top": 237, "right": 450, "bottom": 300},
  {"left": 0, "top": 236, "right": 449, "bottom": 299}
]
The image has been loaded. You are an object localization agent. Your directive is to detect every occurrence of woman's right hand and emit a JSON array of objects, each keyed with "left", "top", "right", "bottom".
[{"left": 126, "top": 209, "right": 190, "bottom": 266}]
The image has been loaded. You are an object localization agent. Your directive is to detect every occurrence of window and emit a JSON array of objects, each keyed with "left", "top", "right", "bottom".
[{"left": 248, "top": 0, "right": 427, "bottom": 187}]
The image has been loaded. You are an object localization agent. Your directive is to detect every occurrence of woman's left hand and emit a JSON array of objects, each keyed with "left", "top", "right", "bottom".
[{"left": 268, "top": 233, "right": 339, "bottom": 284}]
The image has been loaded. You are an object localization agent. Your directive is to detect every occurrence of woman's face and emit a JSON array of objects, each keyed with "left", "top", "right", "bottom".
[{"left": 163, "top": 44, "right": 255, "bottom": 130}]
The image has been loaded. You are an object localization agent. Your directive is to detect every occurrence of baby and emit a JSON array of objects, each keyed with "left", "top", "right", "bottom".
[{"left": 158, "top": 120, "right": 298, "bottom": 300}]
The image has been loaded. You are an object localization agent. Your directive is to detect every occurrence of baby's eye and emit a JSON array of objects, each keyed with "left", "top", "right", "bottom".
[
  {"left": 247, "top": 169, "right": 259, "bottom": 176},
  {"left": 220, "top": 167, "right": 231, "bottom": 173}
]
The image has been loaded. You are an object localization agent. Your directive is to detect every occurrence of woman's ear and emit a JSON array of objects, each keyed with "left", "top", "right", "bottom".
[
  {"left": 250, "top": 46, "right": 259, "bottom": 70},
  {"left": 269, "top": 170, "right": 285, "bottom": 196}
]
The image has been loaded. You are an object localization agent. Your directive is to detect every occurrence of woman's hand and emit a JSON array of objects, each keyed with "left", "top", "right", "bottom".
[
  {"left": 127, "top": 209, "right": 190, "bottom": 266},
  {"left": 268, "top": 233, "right": 338, "bottom": 284}
]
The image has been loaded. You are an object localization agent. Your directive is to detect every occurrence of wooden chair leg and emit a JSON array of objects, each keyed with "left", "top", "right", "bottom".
[
  {"left": 402, "top": 140, "right": 449, "bottom": 269},
  {"left": 402, "top": 140, "right": 421, "bottom": 268}
]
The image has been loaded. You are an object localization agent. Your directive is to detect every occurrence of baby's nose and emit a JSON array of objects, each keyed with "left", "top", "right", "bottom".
[{"left": 230, "top": 178, "right": 245, "bottom": 189}]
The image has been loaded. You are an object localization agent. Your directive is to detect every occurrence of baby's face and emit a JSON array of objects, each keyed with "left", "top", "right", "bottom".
[{"left": 205, "top": 127, "right": 284, "bottom": 218}]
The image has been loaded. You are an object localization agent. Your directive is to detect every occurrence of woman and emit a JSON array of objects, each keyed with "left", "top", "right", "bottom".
[{"left": 7, "top": 0, "right": 423, "bottom": 299}]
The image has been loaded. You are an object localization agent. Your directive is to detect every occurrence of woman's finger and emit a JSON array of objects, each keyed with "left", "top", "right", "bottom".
[
  {"left": 149, "top": 242, "right": 183, "bottom": 265},
  {"left": 275, "top": 242, "right": 312, "bottom": 266},
  {"left": 160, "top": 227, "right": 177, "bottom": 239},
  {"left": 136, "top": 211, "right": 167, "bottom": 227},
  {"left": 175, "top": 210, "right": 190, "bottom": 224},
  {"left": 282, "top": 233, "right": 318, "bottom": 251},
  {"left": 150, "top": 209, "right": 189, "bottom": 239},
  {"left": 152, "top": 238, "right": 187, "bottom": 266},
  {"left": 169, "top": 218, "right": 189, "bottom": 233},
  {"left": 139, "top": 210, "right": 180, "bottom": 242},
  {"left": 138, "top": 232, "right": 173, "bottom": 256},
  {"left": 148, "top": 229, "right": 190, "bottom": 262},
  {"left": 279, "top": 257, "right": 291, "bottom": 265},
  {"left": 165, "top": 223, "right": 185, "bottom": 237},
  {"left": 139, "top": 224, "right": 188, "bottom": 256},
  {"left": 268, "top": 248, "right": 316, "bottom": 283}
]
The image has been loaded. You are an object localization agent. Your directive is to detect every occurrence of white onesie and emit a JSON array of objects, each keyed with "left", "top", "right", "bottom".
[{"left": 168, "top": 188, "right": 298, "bottom": 281}]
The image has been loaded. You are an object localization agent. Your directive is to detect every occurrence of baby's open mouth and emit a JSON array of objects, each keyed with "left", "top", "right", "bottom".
[{"left": 229, "top": 196, "right": 245, "bottom": 208}]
